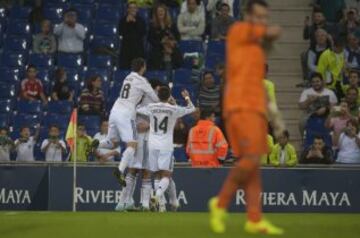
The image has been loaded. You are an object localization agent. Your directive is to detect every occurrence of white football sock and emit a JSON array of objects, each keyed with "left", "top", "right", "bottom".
[
  {"left": 98, "top": 139, "right": 114, "bottom": 149},
  {"left": 123, "top": 174, "right": 136, "bottom": 206},
  {"left": 126, "top": 175, "right": 137, "bottom": 205},
  {"left": 141, "top": 179, "right": 152, "bottom": 208},
  {"left": 154, "top": 179, "right": 160, "bottom": 194},
  {"left": 118, "top": 147, "right": 135, "bottom": 173},
  {"left": 167, "top": 178, "right": 179, "bottom": 207},
  {"left": 156, "top": 177, "right": 170, "bottom": 198}
]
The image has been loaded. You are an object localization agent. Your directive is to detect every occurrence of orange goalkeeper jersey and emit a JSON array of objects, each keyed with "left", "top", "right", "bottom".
[{"left": 223, "top": 22, "right": 267, "bottom": 117}]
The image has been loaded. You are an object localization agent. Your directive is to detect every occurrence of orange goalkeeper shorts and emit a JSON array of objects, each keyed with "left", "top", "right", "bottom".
[{"left": 225, "top": 111, "right": 268, "bottom": 157}]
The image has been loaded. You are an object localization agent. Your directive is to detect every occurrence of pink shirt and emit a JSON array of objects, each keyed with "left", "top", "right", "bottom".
[{"left": 330, "top": 117, "right": 350, "bottom": 135}]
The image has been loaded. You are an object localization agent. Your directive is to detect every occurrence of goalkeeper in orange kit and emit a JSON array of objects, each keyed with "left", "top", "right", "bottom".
[{"left": 209, "top": 0, "right": 285, "bottom": 235}]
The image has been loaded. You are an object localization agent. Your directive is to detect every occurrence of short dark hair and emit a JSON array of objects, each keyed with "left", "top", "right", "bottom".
[
  {"left": 158, "top": 86, "right": 171, "bottom": 101},
  {"left": 347, "top": 86, "right": 359, "bottom": 94},
  {"left": 221, "top": 3, "right": 230, "bottom": 9},
  {"left": 0, "top": 127, "right": 8, "bottom": 132},
  {"left": 77, "top": 123, "right": 85, "bottom": 129},
  {"left": 149, "top": 78, "right": 165, "bottom": 89},
  {"left": 49, "top": 124, "right": 59, "bottom": 130},
  {"left": 246, "top": 0, "right": 268, "bottom": 13},
  {"left": 313, "top": 135, "right": 324, "bottom": 141},
  {"left": 20, "top": 126, "right": 30, "bottom": 132},
  {"left": 64, "top": 8, "right": 78, "bottom": 16},
  {"left": 131, "top": 58, "right": 146, "bottom": 72},
  {"left": 349, "top": 70, "right": 359, "bottom": 77},
  {"left": 311, "top": 72, "right": 323, "bottom": 81},
  {"left": 202, "top": 71, "right": 213, "bottom": 79},
  {"left": 282, "top": 130, "right": 290, "bottom": 138},
  {"left": 26, "top": 64, "right": 37, "bottom": 71},
  {"left": 200, "top": 107, "right": 215, "bottom": 119},
  {"left": 333, "top": 37, "right": 345, "bottom": 48},
  {"left": 313, "top": 8, "right": 324, "bottom": 15}
]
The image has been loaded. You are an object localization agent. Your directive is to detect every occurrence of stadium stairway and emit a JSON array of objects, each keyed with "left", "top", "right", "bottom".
[{"left": 268, "top": 0, "right": 311, "bottom": 150}]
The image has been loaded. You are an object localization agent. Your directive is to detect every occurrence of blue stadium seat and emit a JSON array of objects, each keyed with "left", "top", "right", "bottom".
[
  {"left": 72, "top": 4, "right": 93, "bottom": 24},
  {"left": 69, "top": 0, "right": 96, "bottom": 4},
  {"left": 0, "top": 113, "right": 8, "bottom": 127},
  {"left": 0, "top": 7, "right": 7, "bottom": 19},
  {"left": 107, "top": 81, "right": 122, "bottom": 105},
  {"left": 43, "top": 7, "right": 65, "bottom": 24},
  {"left": 0, "top": 83, "right": 16, "bottom": 98},
  {"left": 0, "top": 99, "right": 13, "bottom": 113},
  {"left": 97, "top": 0, "right": 123, "bottom": 7},
  {"left": 93, "top": 23, "right": 118, "bottom": 37},
  {"left": 173, "top": 68, "right": 194, "bottom": 85},
  {"left": 29, "top": 53, "right": 54, "bottom": 68},
  {"left": 138, "top": 8, "right": 150, "bottom": 25},
  {"left": 35, "top": 68, "right": 51, "bottom": 94},
  {"left": 90, "top": 35, "right": 120, "bottom": 50},
  {"left": 45, "top": 0, "right": 68, "bottom": 4},
  {"left": 87, "top": 54, "right": 112, "bottom": 68},
  {"left": 7, "top": 20, "right": 31, "bottom": 36},
  {"left": 12, "top": 113, "right": 42, "bottom": 128},
  {"left": 179, "top": 40, "right": 204, "bottom": 54},
  {"left": 43, "top": 114, "right": 70, "bottom": 130},
  {"left": 9, "top": 6, "right": 32, "bottom": 20},
  {"left": 16, "top": 100, "right": 43, "bottom": 114},
  {"left": 145, "top": 71, "right": 168, "bottom": 83},
  {"left": 47, "top": 101, "right": 73, "bottom": 114},
  {"left": 84, "top": 67, "right": 110, "bottom": 82},
  {"left": 174, "top": 147, "right": 188, "bottom": 162},
  {"left": 3, "top": 37, "right": 29, "bottom": 52},
  {"left": 205, "top": 53, "right": 225, "bottom": 69},
  {"left": 57, "top": 53, "right": 83, "bottom": 68},
  {"left": 96, "top": 5, "right": 121, "bottom": 23},
  {"left": 78, "top": 115, "right": 101, "bottom": 130},
  {"left": 1, "top": 52, "right": 27, "bottom": 68},
  {"left": 233, "top": 0, "right": 241, "bottom": 19},
  {"left": 0, "top": 68, "right": 21, "bottom": 83},
  {"left": 207, "top": 41, "right": 225, "bottom": 56},
  {"left": 113, "top": 69, "right": 130, "bottom": 82},
  {"left": 169, "top": 8, "right": 180, "bottom": 22},
  {"left": 304, "top": 116, "right": 332, "bottom": 149}
]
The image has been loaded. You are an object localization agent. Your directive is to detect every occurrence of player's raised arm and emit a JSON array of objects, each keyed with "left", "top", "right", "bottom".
[{"left": 175, "top": 90, "right": 196, "bottom": 117}]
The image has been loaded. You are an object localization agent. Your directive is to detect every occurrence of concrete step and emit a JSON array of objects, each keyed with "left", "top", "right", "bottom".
[
  {"left": 270, "top": 0, "right": 311, "bottom": 8},
  {"left": 268, "top": 73, "right": 303, "bottom": 90},
  {"left": 270, "top": 8, "right": 311, "bottom": 25},
  {"left": 280, "top": 107, "right": 303, "bottom": 120},
  {"left": 279, "top": 25, "right": 307, "bottom": 42},
  {"left": 269, "top": 41, "right": 308, "bottom": 58},
  {"left": 276, "top": 90, "right": 302, "bottom": 104},
  {"left": 267, "top": 58, "right": 302, "bottom": 74}
]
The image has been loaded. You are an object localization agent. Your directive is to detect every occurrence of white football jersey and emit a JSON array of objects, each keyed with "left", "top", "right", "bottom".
[
  {"left": 113, "top": 72, "right": 159, "bottom": 117},
  {"left": 137, "top": 101, "right": 195, "bottom": 150}
]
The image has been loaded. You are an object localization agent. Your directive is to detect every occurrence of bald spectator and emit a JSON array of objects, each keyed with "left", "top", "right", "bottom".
[
  {"left": 54, "top": 8, "right": 86, "bottom": 53},
  {"left": 177, "top": 0, "right": 206, "bottom": 40},
  {"left": 307, "top": 29, "right": 330, "bottom": 74}
]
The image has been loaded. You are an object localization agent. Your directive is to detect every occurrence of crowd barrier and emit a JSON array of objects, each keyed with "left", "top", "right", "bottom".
[{"left": 0, "top": 163, "right": 360, "bottom": 212}]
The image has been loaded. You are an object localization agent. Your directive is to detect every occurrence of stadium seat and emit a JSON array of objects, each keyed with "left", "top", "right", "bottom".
[
  {"left": 0, "top": 99, "right": 13, "bottom": 113},
  {"left": 43, "top": 114, "right": 70, "bottom": 130},
  {"left": 0, "top": 83, "right": 16, "bottom": 98},
  {"left": 9, "top": 6, "right": 32, "bottom": 20},
  {"left": 97, "top": 0, "right": 123, "bottom": 7},
  {"left": 12, "top": 113, "right": 42, "bottom": 128},
  {"left": 107, "top": 81, "right": 122, "bottom": 106},
  {"left": 7, "top": 20, "right": 31, "bottom": 36},
  {"left": 96, "top": 5, "right": 121, "bottom": 23},
  {"left": 3, "top": 37, "right": 29, "bottom": 52},
  {"left": 173, "top": 69, "right": 194, "bottom": 85},
  {"left": 113, "top": 69, "right": 130, "bottom": 82},
  {"left": 0, "top": 68, "right": 21, "bottom": 83},
  {"left": 304, "top": 116, "right": 332, "bottom": 149},
  {"left": 44, "top": 0, "right": 68, "bottom": 4},
  {"left": 93, "top": 23, "right": 118, "bottom": 37},
  {"left": 90, "top": 35, "right": 120, "bottom": 51},
  {"left": 72, "top": 4, "right": 93, "bottom": 24},
  {"left": 87, "top": 54, "right": 112, "bottom": 68},
  {"left": 145, "top": 71, "right": 168, "bottom": 84},
  {"left": 0, "top": 113, "right": 8, "bottom": 127},
  {"left": 207, "top": 41, "right": 225, "bottom": 56},
  {"left": 29, "top": 53, "right": 54, "bottom": 68},
  {"left": 78, "top": 115, "right": 101, "bottom": 130},
  {"left": 43, "top": 7, "right": 65, "bottom": 24},
  {"left": 173, "top": 147, "right": 188, "bottom": 162},
  {"left": 1, "top": 52, "right": 27, "bottom": 69},
  {"left": 138, "top": 8, "right": 150, "bottom": 25},
  {"left": 84, "top": 67, "right": 110, "bottom": 82},
  {"left": 179, "top": 40, "right": 204, "bottom": 54},
  {"left": 57, "top": 54, "right": 83, "bottom": 68},
  {"left": 169, "top": 8, "right": 180, "bottom": 22},
  {"left": 16, "top": 100, "right": 43, "bottom": 114},
  {"left": 47, "top": 101, "right": 73, "bottom": 115},
  {"left": 69, "top": 0, "right": 96, "bottom": 4},
  {"left": 233, "top": 0, "right": 241, "bottom": 18},
  {"left": 0, "top": 7, "right": 7, "bottom": 19},
  {"left": 205, "top": 53, "right": 225, "bottom": 69}
]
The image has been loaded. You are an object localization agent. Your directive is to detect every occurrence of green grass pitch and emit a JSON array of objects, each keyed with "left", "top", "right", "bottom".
[{"left": 0, "top": 212, "right": 359, "bottom": 238}]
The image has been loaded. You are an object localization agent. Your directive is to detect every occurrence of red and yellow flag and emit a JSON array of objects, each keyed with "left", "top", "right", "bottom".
[{"left": 66, "top": 109, "right": 77, "bottom": 152}]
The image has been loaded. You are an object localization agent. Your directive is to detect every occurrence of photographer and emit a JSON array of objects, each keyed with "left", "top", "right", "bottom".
[
  {"left": 0, "top": 127, "right": 13, "bottom": 161},
  {"left": 41, "top": 125, "right": 67, "bottom": 162}
]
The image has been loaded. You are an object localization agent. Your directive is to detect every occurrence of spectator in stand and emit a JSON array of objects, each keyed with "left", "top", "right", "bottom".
[
  {"left": 32, "top": 19, "right": 56, "bottom": 54},
  {"left": 198, "top": 71, "right": 221, "bottom": 115},
  {"left": 51, "top": 68, "right": 74, "bottom": 101},
  {"left": 298, "top": 73, "right": 338, "bottom": 135},
  {"left": 303, "top": 9, "right": 336, "bottom": 47},
  {"left": 93, "top": 120, "right": 120, "bottom": 162},
  {"left": 317, "top": 37, "right": 345, "bottom": 91},
  {"left": 131, "top": 0, "right": 153, "bottom": 8},
  {"left": 177, "top": 0, "right": 206, "bottom": 40},
  {"left": 342, "top": 70, "right": 360, "bottom": 102},
  {"left": 14, "top": 125, "right": 40, "bottom": 162},
  {"left": 148, "top": 4, "right": 182, "bottom": 70},
  {"left": 0, "top": 127, "right": 13, "bottom": 161},
  {"left": 336, "top": 119, "right": 360, "bottom": 163},
  {"left": 20, "top": 65, "right": 48, "bottom": 104},
  {"left": 211, "top": 3, "right": 235, "bottom": 40},
  {"left": 300, "top": 135, "right": 334, "bottom": 164},
  {"left": 206, "top": 0, "right": 234, "bottom": 18},
  {"left": 269, "top": 130, "right": 298, "bottom": 167},
  {"left": 338, "top": 7, "right": 360, "bottom": 36},
  {"left": 344, "top": 32, "right": 360, "bottom": 69},
  {"left": 344, "top": 86, "right": 360, "bottom": 116},
  {"left": 79, "top": 76, "right": 105, "bottom": 117},
  {"left": 70, "top": 123, "right": 92, "bottom": 162},
  {"left": 119, "top": 2, "right": 146, "bottom": 69},
  {"left": 307, "top": 29, "right": 330, "bottom": 74},
  {"left": 180, "top": 0, "right": 206, "bottom": 18},
  {"left": 325, "top": 100, "right": 352, "bottom": 146},
  {"left": 54, "top": 8, "right": 86, "bottom": 53},
  {"left": 174, "top": 118, "right": 190, "bottom": 147},
  {"left": 41, "top": 125, "right": 67, "bottom": 162},
  {"left": 314, "top": 0, "right": 346, "bottom": 23},
  {"left": 186, "top": 107, "right": 228, "bottom": 167}
]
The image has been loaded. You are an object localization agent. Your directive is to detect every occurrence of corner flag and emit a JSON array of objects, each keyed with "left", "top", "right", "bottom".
[{"left": 66, "top": 109, "right": 77, "bottom": 152}]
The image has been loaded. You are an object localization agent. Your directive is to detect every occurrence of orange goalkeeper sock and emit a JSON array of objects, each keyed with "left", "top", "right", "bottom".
[
  {"left": 244, "top": 167, "right": 262, "bottom": 223},
  {"left": 217, "top": 158, "right": 257, "bottom": 209}
]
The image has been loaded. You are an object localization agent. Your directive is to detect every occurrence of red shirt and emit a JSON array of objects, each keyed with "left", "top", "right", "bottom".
[{"left": 20, "top": 78, "right": 44, "bottom": 100}]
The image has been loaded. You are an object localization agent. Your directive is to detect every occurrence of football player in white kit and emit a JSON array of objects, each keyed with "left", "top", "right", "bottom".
[
  {"left": 92, "top": 58, "right": 159, "bottom": 186},
  {"left": 137, "top": 86, "right": 196, "bottom": 210}
]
